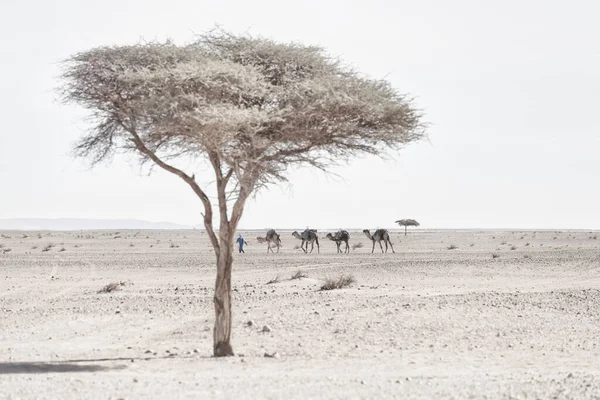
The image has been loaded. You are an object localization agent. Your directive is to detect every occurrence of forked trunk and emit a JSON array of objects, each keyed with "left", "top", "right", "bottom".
[{"left": 213, "top": 242, "right": 234, "bottom": 357}]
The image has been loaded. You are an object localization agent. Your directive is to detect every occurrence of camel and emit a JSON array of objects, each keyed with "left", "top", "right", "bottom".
[
  {"left": 265, "top": 229, "right": 281, "bottom": 253},
  {"left": 363, "top": 229, "right": 395, "bottom": 253},
  {"left": 326, "top": 230, "right": 350, "bottom": 253},
  {"left": 292, "top": 229, "right": 320, "bottom": 253}
]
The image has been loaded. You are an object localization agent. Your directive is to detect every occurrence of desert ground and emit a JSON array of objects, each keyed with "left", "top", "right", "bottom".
[{"left": 1, "top": 229, "right": 599, "bottom": 399}]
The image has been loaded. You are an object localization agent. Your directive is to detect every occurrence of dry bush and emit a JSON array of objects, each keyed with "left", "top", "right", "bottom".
[
  {"left": 352, "top": 242, "right": 364, "bottom": 250},
  {"left": 170, "top": 243, "right": 180, "bottom": 248},
  {"left": 492, "top": 253, "right": 500, "bottom": 259},
  {"left": 2, "top": 248, "right": 12, "bottom": 254},
  {"left": 447, "top": 244, "right": 458, "bottom": 250},
  {"left": 510, "top": 245, "right": 517, "bottom": 250},
  {"left": 58, "top": 247, "right": 66, "bottom": 252},
  {"left": 97, "top": 282, "right": 126, "bottom": 294},
  {"left": 290, "top": 270, "right": 308, "bottom": 280},
  {"left": 266, "top": 275, "right": 281, "bottom": 285},
  {"left": 320, "top": 274, "right": 356, "bottom": 291},
  {"left": 31, "top": 245, "right": 38, "bottom": 250},
  {"left": 42, "top": 243, "right": 55, "bottom": 252}
]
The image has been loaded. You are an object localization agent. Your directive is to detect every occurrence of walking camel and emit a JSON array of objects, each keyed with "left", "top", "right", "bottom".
[
  {"left": 265, "top": 229, "right": 281, "bottom": 253},
  {"left": 292, "top": 229, "right": 320, "bottom": 253},
  {"left": 326, "top": 230, "right": 350, "bottom": 254},
  {"left": 363, "top": 229, "right": 395, "bottom": 253}
]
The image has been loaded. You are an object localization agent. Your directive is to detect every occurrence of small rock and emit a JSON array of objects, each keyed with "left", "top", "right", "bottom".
[
  {"left": 144, "top": 349, "right": 153, "bottom": 354},
  {"left": 246, "top": 320, "right": 254, "bottom": 327},
  {"left": 193, "top": 349, "right": 199, "bottom": 354},
  {"left": 115, "top": 310, "right": 121, "bottom": 314},
  {"left": 262, "top": 325, "right": 272, "bottom": 333}
]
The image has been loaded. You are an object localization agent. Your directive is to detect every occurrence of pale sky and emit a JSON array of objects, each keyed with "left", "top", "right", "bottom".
[{"left": 1, "top": 0, "right": 599, "bottom": 230}]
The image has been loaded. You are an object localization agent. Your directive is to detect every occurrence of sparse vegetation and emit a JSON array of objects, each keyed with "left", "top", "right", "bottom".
[
  {"left": 170, "top": 243, "right": 180, "bottom": 248},
  {"left": 266, "top": 275, "right": 281, "bottom": 285},
  {"left": 510, "top": 246, "right": 517, "bottom": 251},
  {"left": 447, "top": 244, "right": 458, "bottom": 250},
  {"left": 58, "top": 247, "right": 66, "bottom": 252},
  {"left": 352, "top": 242, "right": 364, "bottom": 250},
  {"left": 290, "top": 270, "right": 308, "bottom": 280},
  {"left": 42, "top": 243, "right": 55, "bottom": 252},
  {"left": 2, "top": 247, "right": 12, "bottom": 254},
  {"left": 320, "top": 274, "right": 356, "bottom": 291},
  {"left": 492, "top": 253, "right": 500, "bottom": 259},
  {"left": 97, "top": 282, "right": 126, "bottom": 294}
]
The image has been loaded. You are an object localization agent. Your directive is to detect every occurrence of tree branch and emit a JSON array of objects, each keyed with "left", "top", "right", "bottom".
[{"left": 127, "top": 128, "right": 220, "bottom": 253}]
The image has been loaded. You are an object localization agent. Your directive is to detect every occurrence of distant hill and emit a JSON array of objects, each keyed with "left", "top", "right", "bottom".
[{"left": 0, "top": 218, "right": 192, "bottom": 231}]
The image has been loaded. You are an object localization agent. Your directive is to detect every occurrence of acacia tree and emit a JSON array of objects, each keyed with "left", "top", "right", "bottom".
[
  {"left": 59, "top": 31, "right": 425, "bottom": 357},
  {"left": 395, "top": 219, "right": 421, "bottom": 236}
]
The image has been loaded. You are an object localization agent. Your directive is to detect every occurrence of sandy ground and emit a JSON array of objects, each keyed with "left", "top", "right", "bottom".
[{"left": 1, "top": 229, "right": 599, "bottom": 399}]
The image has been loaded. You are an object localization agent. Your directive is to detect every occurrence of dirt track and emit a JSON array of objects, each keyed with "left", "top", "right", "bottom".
[{"left": 1, "top": 230, "right": 599, "bottom": 399}]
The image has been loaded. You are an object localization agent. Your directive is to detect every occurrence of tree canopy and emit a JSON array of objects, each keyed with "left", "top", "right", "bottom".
[{"left": 395, "top": 219, "right": 420, "bottom": 227}]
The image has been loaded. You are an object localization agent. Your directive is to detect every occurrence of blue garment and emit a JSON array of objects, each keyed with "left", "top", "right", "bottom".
[{"left": 236, "top": 237, "right": 246, "bottom": 253}]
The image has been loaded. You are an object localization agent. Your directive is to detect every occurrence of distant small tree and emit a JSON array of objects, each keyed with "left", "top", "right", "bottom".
[
  {"left": 395, "top": 219, "right": 420, "bottom": 236},
  {"left": 59, "top": 30, "right": 425, "bottom": 357}
]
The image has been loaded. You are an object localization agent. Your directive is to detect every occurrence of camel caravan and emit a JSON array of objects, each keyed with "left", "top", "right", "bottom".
[{"left": 252, "top": 227, "right": 398, "bottom": 254}]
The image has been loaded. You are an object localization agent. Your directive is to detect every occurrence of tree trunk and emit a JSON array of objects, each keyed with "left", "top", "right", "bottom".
[
  {"left": 213, "top": 236, "right": 234, "bottom": 357},
  {"left": 404, "top": 226, "right": 407, "bottom": 236}
]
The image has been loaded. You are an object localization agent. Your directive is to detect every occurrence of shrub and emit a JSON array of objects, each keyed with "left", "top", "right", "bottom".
[
  {"left": 266, "top": 275, "right": 281, "bottom": 285},
  {"left": 510, "top": 246, "right": 517, "bottom": 251},
  {"left": 320, "top": 274, "right": 356, "bottom": 291},
  {"left": 290, "top": 270, "right": 308, "bottom": 280},
  {"left": 42, "top": 243, "right": 55, "bottom": 252},
  {"left": 447, "top": 244, "right": 458, "bottom": 250},
  {"left": 97, "top": 282, "right": 126, "bottom": 293},
  {"left": 491, "top": 253, "right": 500, "bottom": 259}
]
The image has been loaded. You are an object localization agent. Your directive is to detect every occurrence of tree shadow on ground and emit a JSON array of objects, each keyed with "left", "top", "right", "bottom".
[
  {"left": 0, "top": 361, "right": 126, "bottom": 374},
  {"left": 0, "top": 353, "right": 210, "bottom": 375}
]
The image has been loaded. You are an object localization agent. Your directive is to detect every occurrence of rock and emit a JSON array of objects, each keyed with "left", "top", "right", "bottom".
[
  {"left": 144, "top": 349, "right": 153, "bottom": 354},
  {"left": 262, "top": 325, "right": 272, "bottom": 333},
  {"left": 246, "top": 320, "right": 254, "bottom": 327},
  {"left": 193, "top": 349, "right": 199, "bottom": 353}
]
